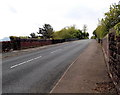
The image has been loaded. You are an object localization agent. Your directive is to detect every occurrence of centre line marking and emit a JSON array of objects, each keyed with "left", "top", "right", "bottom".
[
  {"left": 10, "top": 56, "right": 42, "bottom": 69},
  {"left": 50, "top": 49, "right": 62, "bottom": 54}
]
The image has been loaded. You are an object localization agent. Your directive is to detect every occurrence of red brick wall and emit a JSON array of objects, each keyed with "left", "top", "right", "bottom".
[
  {"left": 1, "top": 41, "right": 13, "bottom": 52},
  {"left": 20, "top": 40, "right": 52, "bottom": 49}
]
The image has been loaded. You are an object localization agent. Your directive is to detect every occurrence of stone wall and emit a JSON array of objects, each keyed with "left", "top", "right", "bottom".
[
  {"left": 102, "top": 31, "right": 120, "bottom": 94},
  {"left": 108, "top": 32, "right": 120, "bottom": 94}
]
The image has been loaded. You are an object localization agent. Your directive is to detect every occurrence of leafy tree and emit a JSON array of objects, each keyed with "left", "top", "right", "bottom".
[
  {"left": 38, "top": 24, "right": 53, "bottom": 39},
  {"left": 82, "top": 25, "right": 89, "bottom": 39},
  {"left": 82, "top": 32, "right": 89, "bottom": 39},
  {"left": 74, "top": 29, "right": 83, "bottom": 39},
  {"left": 53, "top": 26, "right": 77, "bottom": 39},
  {"left": 30, "top": 33, "right": 37, "bottom": 38},
  {"left": 93, "top": 2, "right": 120, "bottom": 39},
  {"left": 9, "top": 36, "right": 18, "bottom": 41},
  {"left": 83, "top": 24, "right": 87, "bottom": 33},
  {"left": 52, "top": 25, "right": 89, "bottom": 39},
  {"left": 91, "top": 36, "right": 96, "bottom": 39},
  {"left": 114, "top": 22, "right": 120, "bottom": 35},
  {"left": 19, "top": 36, "right": 29, "bottom": 39}
]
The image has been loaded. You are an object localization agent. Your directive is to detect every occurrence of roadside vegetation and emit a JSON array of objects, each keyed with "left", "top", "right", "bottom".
[
  {"left": 91, "top": 2, "right": 120, "bottom": 39},
  {"left": 30, "top": 24, "right": 89, "bottom": 40},
  {"left": 52, "top": 25, "right": 89, "bottom": 39},
  {"left": 10, "top": 24, "right": 89, "bottom": 40}
]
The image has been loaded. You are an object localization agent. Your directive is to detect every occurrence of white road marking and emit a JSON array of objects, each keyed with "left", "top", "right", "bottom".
[
  {"left": 51, "top": 50, "right": 58, "bottom": 53},
  {"left": 12, "top": 51, "right": 18, "bottom": 52},
  {"left": 10, "top": 56, "right": 42, "bottom": 69},
  {"left": 49, "top": 54, "right": 80, "bottom": 93},
  {"left": 50, "top": 49, "right": 62, "bottom": 54}
]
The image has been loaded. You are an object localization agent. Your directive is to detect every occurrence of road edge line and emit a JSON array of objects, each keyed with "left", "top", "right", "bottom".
[
  {"left": 50, "top": 39, "right": 91, "bottom": 93},
  {"left": 49, "top": 54, "right": 80, "bottom": 93}
]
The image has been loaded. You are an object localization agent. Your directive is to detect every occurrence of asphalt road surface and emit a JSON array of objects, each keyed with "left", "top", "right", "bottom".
[{"left": 2, "top": 39, "right": 92, "bottom": 93}]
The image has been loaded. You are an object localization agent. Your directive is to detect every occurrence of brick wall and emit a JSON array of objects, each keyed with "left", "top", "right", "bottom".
[
  {"left": 2, "top": 38, "right": 79, "bottom": 52},
  {"left": 20, "top": 39, "right": 52, "bottom": 49},
  {"left": 1, "top": 41, "right": 13, "bottom": 52},
  {"left": 1, "top": 39, "right": 53, "bottom": 52}
]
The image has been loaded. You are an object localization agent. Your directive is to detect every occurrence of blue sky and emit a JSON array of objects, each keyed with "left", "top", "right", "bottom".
[{"left": 0, "top": 0, "right": 119, "bottom": 39}]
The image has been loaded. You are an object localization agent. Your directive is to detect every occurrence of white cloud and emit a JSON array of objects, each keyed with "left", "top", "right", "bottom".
[{"left": 0, "top": 0, "right": 119, "bottom": 39}]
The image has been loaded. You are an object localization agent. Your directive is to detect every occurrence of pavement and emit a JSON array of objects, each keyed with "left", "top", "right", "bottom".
[{"left": 51, "top": 40, "right": 117, "bottom": 94}]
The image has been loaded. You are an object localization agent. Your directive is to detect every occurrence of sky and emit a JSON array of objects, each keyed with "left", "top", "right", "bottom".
[{"left": 0, "top": 0, "right": 119, "bottom": 39}]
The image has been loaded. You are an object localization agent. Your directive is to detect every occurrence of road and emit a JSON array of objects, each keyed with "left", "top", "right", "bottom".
[{"left": 2, "top": 39, "right": 92, "bottom": 93}]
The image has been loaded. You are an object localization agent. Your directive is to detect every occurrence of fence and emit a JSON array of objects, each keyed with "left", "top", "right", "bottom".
[{"left": 102, "top": 30, "right": 120, "bottom": 94}]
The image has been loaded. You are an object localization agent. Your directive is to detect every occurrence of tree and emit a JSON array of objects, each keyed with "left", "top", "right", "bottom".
[
  {"left": 52, "top": 25, "right": 89, "bottom": 39},
  {"left": 38, "top": 24, "right": 53, "bottom": 39},
  {"left": 83, "top": 25, "right": 87, "bottom": 38},
  {"left": 93, "top": 2, "right": 120, "bottom": 39},
  {"left": 86, "top": 32, "right": 89, "bottom": 39},
  {"left": 91, "top": 36, "right": 96, "bottom": 39},
  {"left": 82, "top": 32, "right": 89, "bottom": 39},
  {"left": 74, "top": 29, "right": 83, "bottom": 39},
  {"left": 30, "top": 33, "right": 37, "bottom": 38},
  {"left": 82, "top": 25, "right": 89, "bottom": 39},
  {"left": 93, "top": 30, "right": 97, "bottom": 38},
  {"left": 83, "top": 24, "right": 87, "bottom": 33},
  {"left": 114, "top": 22, "right": 120, "bottom": 35}
]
